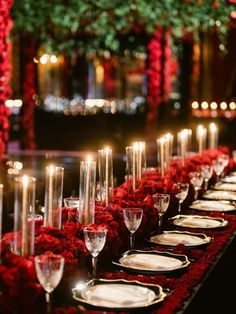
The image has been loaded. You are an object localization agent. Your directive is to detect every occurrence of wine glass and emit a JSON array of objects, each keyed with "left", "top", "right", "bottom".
[
  {"left": 212, "top": 158, "right": 225, "bottom": 182},
  {"left": 152, "top": 193, "right": 170, "bottom": 234},
  {"left": 35, "top": 253, "right": 64, "bottom": 313},
  {"left": 123, "top": 207, "right": 143, "bottom": 249},
  {"left": 173, "top": 183, "right": 189, "bottom": 213},
  {"left": 190, "top": 171, "right": 204, "bottom": 200},
  {"left": 201, "top": 165, "right": 213, "bottom": 191},
  {"left": 83, "top": 226, "right": 107, "bottom": 279}
]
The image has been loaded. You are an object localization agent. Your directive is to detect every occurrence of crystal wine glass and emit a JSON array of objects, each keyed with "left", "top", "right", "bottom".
[
  {"left": 190, "top": 171, "right": 204, "bottom": 200},
  {"left": 123, "top": 207, "right": 143, "bottom": 249},
  {"left": 201, "top": 165, "right": 213, "bottom": 191},
  {"left": 35, "top": 253, "right": 64, "bottom": 313},
  {"left": 212, "top": 158, "right": 225, "bottom": 182},
  {"left": 173, "top": 183, "right": 189, "bottom": 213},
  {"left": 83, "top": 226, "right": 107, "bottom": 279},
  {"left": 152, "top": 193, "right": 170, "bottom": 234}
]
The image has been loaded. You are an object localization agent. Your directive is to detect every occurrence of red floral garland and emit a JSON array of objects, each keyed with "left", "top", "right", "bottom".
[
  {"left": 163, "top": 30, "right": 177, "bottom": 102},
  {"left": 146, "top": 29, "right": 176, "bottom": 139},
  {"left": 0, "top": 0, "right": 13, "bottom": 158},
  {"left": 21, "top": 37, "right": 36, "bottom": 149},
  {"left": 146, "top": 29, "right": 162, "bottom": 136}
]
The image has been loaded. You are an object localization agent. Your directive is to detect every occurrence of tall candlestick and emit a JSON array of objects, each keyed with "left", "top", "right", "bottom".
[
  {"left": 85, "top": 156, "right": 91, "bottom": 224},
  {"left": 105, "top": 148, "right": 109, "bottom": 205},
  {"left": 197, "top": 125, "right": 207, "bottom": 155},
  {"left": 48, "top": 165, "right": 54, "bottom": 226},
  {"left": 132, "top": 144, "right": 136, "bottom": 190},
  {"left": 160, "top": 137, "right": 165, "bottom": 176},
  {"left": 209, "top": 122, "right": 218, "bottom": 149},
  {"left": 21, "top": 176, "right": 29, "bottom": 257},
  {"left": 178, "top": 129, "right": 188, "bottom": 166}
]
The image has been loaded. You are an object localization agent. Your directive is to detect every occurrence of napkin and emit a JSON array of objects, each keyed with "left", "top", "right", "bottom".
[
  {"left": 206, "top": 191, "right": 236, "bottom": 200},
  {"left": 217, "top": 184, "right": 236, "bottom": 191},
  {"left": 196, "top": 201, "right": 234, "bottom": 211},
  {"left": 121, "top": 253, "right": 182, "bottom": 270},
  {"left": 155, "top": 233, "right": 203, "bottom": 245},
  {"left": 178, "top": 217, "right": 221, "bottom": 228},
  {"left": 223, "top": 176, "right": 236, "bottom": 183},
  {"left": 83, "top": 284, "right": 155, "bottom": 307}
]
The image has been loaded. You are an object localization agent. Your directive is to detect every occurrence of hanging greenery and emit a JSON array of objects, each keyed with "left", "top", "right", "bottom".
[{"left": 11, "top": 0, "right": 236, "bottom": 56}]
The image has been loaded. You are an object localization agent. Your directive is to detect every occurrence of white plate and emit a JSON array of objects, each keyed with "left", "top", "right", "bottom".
[
  {"left": 203, "top": 190, "right": 236, "bottom": 201},
  {"left": 169, "top": 215, "right": 228, "bottom": 229},
  {"left": 72, "top": 279, "right": 166, "bottom": 310},
  {"left": 190, "top": 200, "right": 236, "bottom": 212},
  {"left": 113, "top": 250, "right": 190, "bottom": 274},
  {"left": 149, "top": 231, "right": 212, "bottom": 247},
  {"left": 222, "top": 176, "right": 236, "bottom": 184},
  {"left": 213, "top": 183, "right": 236, "bottom": 192}
]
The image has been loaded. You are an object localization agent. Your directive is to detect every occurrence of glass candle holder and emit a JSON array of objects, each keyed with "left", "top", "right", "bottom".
[
  {"left": 44, "top": 166, "right": 64, "bottom": 229},
  {"left": 125, "top": 142, "right": 146, "bottom": 190},
  {"left": 196, "top": 125, "right": 207, "bottom": 156},
  {"left": 208, "top": 122, "right": 218, "bottom": 150},
  {"left": 177, "top": 129, "right": 189, "bottom": 166},
  {"left": 157, "top": 137, "right": 166, "bottom": 176},
  {"left": 98, "top": 147, "right": 113, "bottom": 205},
  {"left": 79, "top": 157, "right": 96, "bottom": 225},
  {"left": 13, "top": 176, "right": 36, "bottom": 257}
]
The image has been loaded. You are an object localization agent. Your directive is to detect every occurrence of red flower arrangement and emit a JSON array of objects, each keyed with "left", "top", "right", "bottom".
[
  {"left": 1, "top": 147, "right": 235, "bottom": 314},
  {"left": 21, "top": 37, "right": 36, "bottom": 149},
  {"left": 0, "top": 0, "right": 13, "bottom": 159}
]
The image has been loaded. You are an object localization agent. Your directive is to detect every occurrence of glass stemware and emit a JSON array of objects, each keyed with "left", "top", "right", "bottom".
[
  {"left": 173, "top": 183, "right": 189, "bottom": 213},
  {"left": 123, "top": 207, "right": 143, "bottom": 249},
  {"left": 83, "top": 226, "right": 107, "bottom": 279},
  {"left": 190, "top": 171, "right": 204, "bottom": 200},
  {"left": 201, "top": 165, "right": 213, "bottom": 191},
  {"left": 212, "top": 158, "right": 225, "bottom": 182},
  {"left": 152, "top": 193, "right": 170, "bottom": 234},
  {"left": 35, "top": 253, "right": 64, "bottom": 313}
]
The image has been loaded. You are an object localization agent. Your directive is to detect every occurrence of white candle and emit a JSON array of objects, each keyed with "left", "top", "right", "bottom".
[
  {"left": 160, "top": 137, "right": 165, "bottom": 176},
  {"left": 209, "top": 122, "right": 218, "bottom": 149},
  {"left": 197, "top": 125, "right": 206, "bottom": 155},
  {"left": 132, "top": 143, "right": 137, "bottom": 190},
  {"left": 164, "top": 133, "right": 173, "bottom": 169},
  {"left": 48, "top": 165, "right": 55, "bottom": 226},
  {"left": 21, "top": 176, "right": 28, "bottom": 257},
  {"left": 85, "top": 155, "right": 92, "bottom": 224},
  {"left": 137, "top": 143, "right": 142, "bottom": 180},
  {"left": 105, "top": 147, "right": 110, "bottom": 205},
  {"left": 180, "top": 130, "right": 188, "bottom": 166}
]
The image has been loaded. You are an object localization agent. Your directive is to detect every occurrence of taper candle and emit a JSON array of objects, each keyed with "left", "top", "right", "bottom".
[
  {"left": 21, "top": 176, "right": 29, "bottom": 257},
  {"left": 105, "top": 147, "right": 109, "bottom": 205},
  {"left": 48, "top": 165, "right": 55, "bottom": 226},
  {"left": 85, "top": 156, "right": 92, "bottom": 222},
  {"left": 209, "top": 122, "right": 218, "bottom": 149}
]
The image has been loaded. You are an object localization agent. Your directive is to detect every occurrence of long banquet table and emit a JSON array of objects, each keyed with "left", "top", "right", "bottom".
[{"left": 1, "top": 147, "right": 236, "bottom": 314}]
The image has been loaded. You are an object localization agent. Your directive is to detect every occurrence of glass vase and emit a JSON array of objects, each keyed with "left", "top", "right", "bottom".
[
  {"left": 44, "top": 166, "right": 64, "bottom": 229},
  {"left": 79, "top": 158, "right": 96, "bottom": 225},
  {"left": 98, "top": 148, "right": 113, "bottom": 205},
  {"left": 13, "top": 176, "right": 36, "bottom": 257}
]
